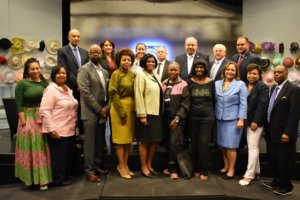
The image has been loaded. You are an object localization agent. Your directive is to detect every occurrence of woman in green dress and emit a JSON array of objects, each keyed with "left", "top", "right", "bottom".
[
  {"left": 15, "top": 58, "right": 52, "bottom": 190},
  {"left": 109, "top": 48, "right": 135, "bottom": 179}
]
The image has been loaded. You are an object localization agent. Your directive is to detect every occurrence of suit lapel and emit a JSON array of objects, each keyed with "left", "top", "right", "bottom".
[
  {"left": 67, "top": 45, "right": 80, "bottom": 68},
  {"left": 223, "top": 79, "right": 237, "bottom": 95},
  {"left": 273, "top": 81, "right": 289, "bottom": 108}
]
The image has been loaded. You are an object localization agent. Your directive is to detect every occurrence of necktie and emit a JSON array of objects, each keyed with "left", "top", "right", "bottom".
[
  {"left": 73, "top": 48, "right": 81, "bottom": 67},
  {"left": 267, "top": 86, "right": 279, "bottom": 122},
  {"left": 157, "top": 63, "right": 162, "bottom": 75},
  {"left": 210, "top": 61, "right": 219, "bottom": 79},
  {"left": 237, "top": 55, "right": 243, "bottom": 66}
]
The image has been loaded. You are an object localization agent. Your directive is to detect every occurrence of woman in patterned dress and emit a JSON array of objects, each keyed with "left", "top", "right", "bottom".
[{"left": 15, "top": 58, "right": 52, "bottom": 190}]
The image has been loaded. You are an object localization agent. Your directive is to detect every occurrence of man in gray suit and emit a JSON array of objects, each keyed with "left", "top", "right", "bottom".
[
  {"left": 209, "top": 44, "right": 230, "bottom": 81},
  {"left": 57, "top": 29, "right": 89, "bottom": 135},
  {"left": 155, "top": 46, "right": 171, "bottom": 82},
  {"left": 175, "top": 36, "right": 209, "bottom": 80},
  {"left": 77, "top": 44, "right": 110, "bottom": 182}
]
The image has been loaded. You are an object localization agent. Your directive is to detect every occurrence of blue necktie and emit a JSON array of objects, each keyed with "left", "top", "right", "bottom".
[
  {"left": 267, "top": 86, "right": 279, "bottom": 122},
  {"left": 73, "top": 48, "right": 81, "bottom": 67}
]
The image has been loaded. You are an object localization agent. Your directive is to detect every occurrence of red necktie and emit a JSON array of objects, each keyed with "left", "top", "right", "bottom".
[{"left": 237, "top": 55, "right": 243, "bottom": 66}]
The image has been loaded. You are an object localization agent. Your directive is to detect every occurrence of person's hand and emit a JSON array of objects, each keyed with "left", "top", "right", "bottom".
[
  {"left": 50, "top": 131, "right": 61, "bottom": 139},
  {"left": 237, "top": 118, "right": 244, "bottom": 129},
  {"left": 250, "top": 122, "right": 258, "bottom": 131},
  {"left": 169, "top": 119, "right": 178, "bottom": 130},
  {"left": 100, "top": 107, "right": 108, "bottom": 117},
  {"left": 140, "top": 117, "right": 148, "bottom": 126},
  {"left": 281, "top": 133, "right": 289, "bottom": 143},
  {"left": 21, "top": 120, "right": 26, "bottom": 127}
]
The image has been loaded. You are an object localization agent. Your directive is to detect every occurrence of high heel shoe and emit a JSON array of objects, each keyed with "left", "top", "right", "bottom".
[
  {"left": 117, "top": 166, "right": 131, "bottom": 179},
  {"left": 141, "top": 171, "right": 154, "bottom": 178},
  {"left": 239, "top": 179, "right": 251, "bottom": 186},
  {"left": 39, "top": 184, "right": 48, "bottom": 191}
]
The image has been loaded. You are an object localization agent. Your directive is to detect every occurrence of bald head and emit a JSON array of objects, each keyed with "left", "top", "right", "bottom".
[
  {"left": 274, "top": 65, "right": 288, "bottom": 85},
  {"left": 185, "top": 37, "right": 198, "bottom": 55},
  {"left": 68, "top": 29, "right": 81, "bottom": 47},
  {"left": 89, "top": 44, "right": 102, "bottom": 64}
]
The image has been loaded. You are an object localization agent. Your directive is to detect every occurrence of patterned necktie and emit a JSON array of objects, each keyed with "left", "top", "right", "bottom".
[
  {"left": 267, "top": 86, "right": 279, "bottom": 122},
  {"left": 237, "top": 55, "right": 243, "bottom": 66},
  {"left": 73, "top": 48, "right": 81, "bottom": 67},
  {"left": 210, "top": 61, "right": 219, "bottom": 79},
  {"left": 157, "top": 63, "right": 162, "bottom": 75}
]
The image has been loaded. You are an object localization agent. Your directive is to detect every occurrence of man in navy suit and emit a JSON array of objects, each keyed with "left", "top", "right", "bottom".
[
  {"left": 155, "top": 46, "right": 171, "bottom": 82},
  {"left": 209, "top": 44, "right": 229, "bottom": 81},
  {"left": 57, "top": 29, "right": 89, "bottom": 135},
  {"left": 175, "top": 36, "right": 209, "bottom": 80},
  {"left": 263, "top": 65, "right": 300, "bottom": 196},
  {"left": 232, "top": 36, "right": 260, "bottom": 83}
]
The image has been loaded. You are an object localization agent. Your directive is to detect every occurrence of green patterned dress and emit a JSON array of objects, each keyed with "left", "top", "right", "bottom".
[{"left": 14, "top": 79, "right": 52, "bottom": 186}]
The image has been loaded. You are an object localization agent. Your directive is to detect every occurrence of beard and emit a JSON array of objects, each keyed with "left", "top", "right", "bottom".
[{"left": 91, "top": 57, "right": 100, "bottom": 65}]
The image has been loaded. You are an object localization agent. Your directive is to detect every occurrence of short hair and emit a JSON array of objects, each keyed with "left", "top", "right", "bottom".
[
  {"left": 213, "top": 44, "right": 226, "bottom": 52},
  {"left": 190, "top": 59, "right": 208, "bottom": 77},
  {"left": 168, "top": 61, "right": 180, "bottom": 70},
  {"left": 115, "top": 48, "right": 135, "bottom": 68},
  {"left": 222, "top": 61, "right": 240, "bottom": 80},
  {"left": 247, "top": 63, "right": 262, "bottom": 80},
  {"left": 23, "top": 57, "right": 45, "bottom": 80},
  {"left": 50, "top": 66, "right": 70, "bottom": 83},
  {"left": 100, "top": 39, "right": 116, "bottom": 59},
  {"left": 139, "top": 53, "right": 157, "bottom": 69},
  {"left": 237, "top": 36, "right": 249, "bottom": 43}
]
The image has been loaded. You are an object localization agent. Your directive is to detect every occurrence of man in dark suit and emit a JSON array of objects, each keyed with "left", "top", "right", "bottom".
[
  {"left": 57, "top": 29, "right": 89, "bottom": 135},
  {"left": 175, "top": 36, "right": 209, "bottom": 80},
  {"left": 155, "top": 46, "right": 171, "bottom": 82},
  {"left": 232, "top": 36, "right": 260, "bottom": 83},
  {"left": 209, "top": 44, "right": 229, "bottom": 81},
  {"left": 263, "top": 65, "right": 300, "bottom": 196},
  {"left": 77, "top": 44, "right": 110, "bottom": 182}
]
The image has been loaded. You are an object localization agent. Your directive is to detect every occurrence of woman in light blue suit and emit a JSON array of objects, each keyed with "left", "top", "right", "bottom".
[{"left": 215, "top": 61, "right": 247, "bottom": 179}]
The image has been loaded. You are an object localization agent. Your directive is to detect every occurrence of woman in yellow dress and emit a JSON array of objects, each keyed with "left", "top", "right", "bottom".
[{"left": 109, "top": 48, "right": 135, "bottom": 179}]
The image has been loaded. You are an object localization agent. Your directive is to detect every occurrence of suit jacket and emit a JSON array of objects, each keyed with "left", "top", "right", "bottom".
[
  {"left": 100, "top": 57, "right": 117, "bottom": 77},
  {"left": 135, "top": 71, "right": 162, "bottom": 117},
  {"left": 215, "top": 79, "right": 247, "bottom": 121},
  {"left": 57, "top": 44, "right": 89, "bottom": 94},
  {"left": 158, "top": 60, "right": 171, "bottom": 82},
  {"left": 247, "top": 80, "right": 269, "bottom": 127},
  {"left": 175, "top": 51, "right": 210, "bottom": 80},
  {"left": 209, "top": 58, "right": 230, "bottom": 81},
  {"left": 77, "top": 61, "right": 109, "bottom": 120},
  {"left": 232, "top": 51, "right": 260, "bottom": 83},
  {"left": 266, "top": 81, "right": 300, "bottom": 143}
]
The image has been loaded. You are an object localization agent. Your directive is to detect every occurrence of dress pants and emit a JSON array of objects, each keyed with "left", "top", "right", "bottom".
[
  {"left": 266, "top": 140, "right": 296, "bottom": 191},
  {"left": 47, "top": 135, "right": 75, "bottom": 184},
  {"left": 83, "top": 119, "right": 106, "bottom": 175},
  {"left": 244, "top": 126, "right": 263, "bottom": 179}
]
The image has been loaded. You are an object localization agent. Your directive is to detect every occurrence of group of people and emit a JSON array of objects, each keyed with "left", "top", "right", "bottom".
[{"left": 14, "top": 29, "right": 300, "bottom": 196}]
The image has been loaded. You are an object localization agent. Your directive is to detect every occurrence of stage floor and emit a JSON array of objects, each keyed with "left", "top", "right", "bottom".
[{"left": 0, "top": 172, "right": 299, "bottom": 200}]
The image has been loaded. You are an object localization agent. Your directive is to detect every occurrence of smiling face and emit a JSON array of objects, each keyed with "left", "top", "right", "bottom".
[
  {"left": 247, "top": 68, "right": 260, "bottom": 84},
  {"left": 194, "top": 65, "right": 206, "bottom": 78},
  {"left": 120, "top": 55, "right": 132, "bottom": 71},
  {"left": 224, "top": 63, "right": 237, "bottom": 81},
  {"left": 168, "top": 63, "right": 180, "bottom": 81},
  {"left": 55, "top": 67, "right": 67, "bottom": 86},
  {"left": 28, "top": 62, "right": 41, "bottom": 80},
  {"left": 185, "top": 37, "right": 198, "bottom": 56},
  {"left": 102, "top": 41, "right": 114, "bottom": 55},
  {"left": 145, "top": 57, "right": 156, "bottom": 73},
  {"left": 236, "top": 37, "right": 249, "bottom": 54},
  {"left": 89, "top": 45, "right": 102, "bottom": 65},
  {"left": 136, "top": 44, "right": 146, "bottom": 60}
]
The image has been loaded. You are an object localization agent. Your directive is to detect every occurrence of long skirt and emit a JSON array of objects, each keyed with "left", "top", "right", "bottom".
[
  {"left": 111, "top": 97, "right": 135, "bottom": 144},
  {"left": 15, "top": 108, "right": 52, "bottom": 186}
]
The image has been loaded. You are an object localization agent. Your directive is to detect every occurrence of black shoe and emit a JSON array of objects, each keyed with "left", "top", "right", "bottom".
[
  {"left": 218, "top": 170, "right": 228, "bottom": 175},
  {"left": 222, "top": 174, "right": 234, "bottom": 180},
  {"left": 141, "top": 172, "right": 154, "bottom": 178},
  {"left": 262, "top": 181, "right": 279, "bottom": 189},
  {"left": 150, "top": 170, "right": 160, "bottom": 176},
  {"left": 273, "top": 188, "right": 292, "bottom": 196}
]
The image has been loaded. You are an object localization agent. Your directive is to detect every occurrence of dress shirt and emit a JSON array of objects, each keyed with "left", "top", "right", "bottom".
[
  {"left": 187, "top": 53, "right": 195, "bottom": 75},
  {"left": 93, "top": 63, "right": 107, "bottom": 101},
  {"left": 69, "top": 44, "right": 81, "bottom": 66},
  {"left": 155, "top": 60, "right": 166, "bottom": 75},
  {"left": 210, "top": 57, "right": 225, "bottom": 79},
  {"left": 274, "top": 79, "right": 287, "bottom": 99}
]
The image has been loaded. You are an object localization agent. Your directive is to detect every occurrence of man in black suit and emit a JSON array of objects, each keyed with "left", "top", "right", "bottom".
[
  {"left": 175, "top": 36, "right": 209, "bottom": 80},
  {"left": 57, "top": 29, "right": 89, "bottom": 135},
  {"left": 209, "top": 44, "right": 229, "bottom": 81},
  {"left": 155, "top": 46, "right": 171, "bottom": 82},
  {"left": 263, "top": 65, "right": 300, "bottom": 196},
  {"left": 232, "top": 36, "right": 260, "bottom": 83}
]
